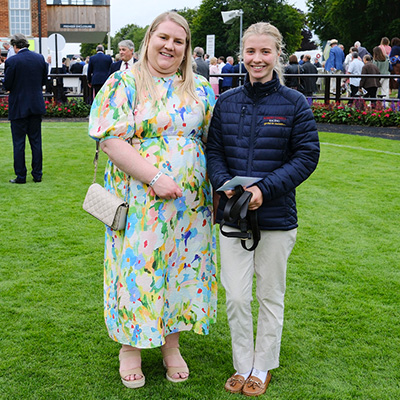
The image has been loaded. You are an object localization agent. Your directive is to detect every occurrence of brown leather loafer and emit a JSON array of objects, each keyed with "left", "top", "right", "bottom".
[
  {"left": 224, "top": 374, "right": 246, "bottom": 393},
  {"left": 242, "top": 371, "right": 271, "bottom": 397}
]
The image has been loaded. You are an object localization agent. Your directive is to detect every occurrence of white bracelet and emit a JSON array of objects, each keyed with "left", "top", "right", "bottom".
[{"left": 149, "top": 171, "right": 163, "bottom": 187}]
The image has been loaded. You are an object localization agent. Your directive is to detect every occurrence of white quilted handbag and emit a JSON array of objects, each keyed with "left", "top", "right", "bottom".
[
  {"left": 83, "top": 141, "right": 129, "bottom": 231},
  {"left": 83, "top": 183, "right": 128, "bottom": 231}
]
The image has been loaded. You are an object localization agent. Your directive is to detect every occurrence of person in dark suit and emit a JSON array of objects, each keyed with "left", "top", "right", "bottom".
[
  {"left": 4, "top": 33, "right": 47, "bottom": 184},
  {"left": 301, "top": 54, "right": 318, "bottom": 96},
  {"left": 45, "top": 55, "right": 54, "bottom": 94},
  {"left": 232, "top": 56, "right": 247, "bottom": 87},
  {"left": 70, "top": 57, "right": 83, "bottom": 73},
  {"left": 221, "top": 56, "right": 234, "bottom": 92},
  {"left": 87, "top": 44, "right": 112, "bottom": 97},
  {"left": 109, "top": 40, "right": 137, "bottom": 75},
  {"left": 49, "top": 57, "right": 68, "bottom": 102},
  {"left": 193, "top": 47, "right": 209, "bottom": 80}
]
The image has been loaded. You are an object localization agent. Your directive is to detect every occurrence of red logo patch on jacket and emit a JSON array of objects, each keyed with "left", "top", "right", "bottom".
[{"left": 263, "top": 116, "right": 287, "bottom": 126}]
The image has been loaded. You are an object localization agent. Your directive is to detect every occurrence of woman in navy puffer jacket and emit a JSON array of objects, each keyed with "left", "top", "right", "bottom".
[{"left": 207, "top": 22, "right": 319, "bottom": 396}]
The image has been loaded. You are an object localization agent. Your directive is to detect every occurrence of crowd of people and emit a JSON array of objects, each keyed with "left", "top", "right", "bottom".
[
  {"left": 187, "top": 36, "right": 400, "bottom": 103},
  {"left": 315, "top": 36, "right": 400, "bottom": 101},
  {"left": 3, "top": 32, "right": 399, "bottom": 104}
]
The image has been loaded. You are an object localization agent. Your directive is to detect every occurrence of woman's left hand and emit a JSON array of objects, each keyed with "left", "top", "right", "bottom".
[{"left": 245, "top": 186, "right": 263, "bottom": 210}]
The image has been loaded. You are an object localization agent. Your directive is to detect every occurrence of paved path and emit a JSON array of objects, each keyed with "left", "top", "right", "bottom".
[{"left": 317, "top": 123, "right": 400, "bottom": 141}]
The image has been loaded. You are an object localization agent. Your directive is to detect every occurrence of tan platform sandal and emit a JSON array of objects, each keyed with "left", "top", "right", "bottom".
[
  {"left": 119, "top": 347, "right": 145, "bottom": 389},
  {"left": 161, "top": 347, "right": 189, "bottom": 383}
]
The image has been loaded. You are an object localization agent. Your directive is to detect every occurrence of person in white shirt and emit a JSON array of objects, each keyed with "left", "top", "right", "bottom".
[
  {"left": 344, "top": 46, "right": 358, "bottom": 72},
  {"left": 347, "top": 51, "right": 364, "bottom": 104},
  {"left": 217, "top": 56, "right": 225, "bottom": 72},
  {"left": 217, "top": 56, "right": 226, "bottom": 93},
  {"left": 0, "top": 56, "right": 5, "bottom": 74},
  {"left": 3, "top": 42, "right": 15, "bottom": 59}
]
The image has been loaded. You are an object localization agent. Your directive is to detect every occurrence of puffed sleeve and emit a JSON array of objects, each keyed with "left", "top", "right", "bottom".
[{"left": 88, "top": 70, "right": 137, "bottom": 142}]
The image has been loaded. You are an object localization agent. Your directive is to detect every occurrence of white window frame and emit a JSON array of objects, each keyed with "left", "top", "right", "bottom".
[{"left": 9, "top": 0, "right": 32, "bottom": 36}]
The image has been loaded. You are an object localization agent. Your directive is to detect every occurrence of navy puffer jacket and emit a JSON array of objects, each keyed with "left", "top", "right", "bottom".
[{"left": 206, "top": 73, "right": 320, "bottom": 231}]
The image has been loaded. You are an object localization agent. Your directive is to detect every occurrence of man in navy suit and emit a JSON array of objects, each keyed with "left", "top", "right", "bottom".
[
  {"left": 4, "top": 33, "right": 47, "bottom": 184},
  {"left": 109, "top": 40, "right": 137, "bottom": 75},
  {"left": 221, "top": 56, "right": 235, "bottom": 92},
  {"left": 87, "top": 44, "right": 112, "bottom": 97}
]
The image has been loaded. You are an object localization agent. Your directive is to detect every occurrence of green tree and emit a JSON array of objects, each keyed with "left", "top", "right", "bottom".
[
  {"left": 188, "top": 0, "right": 305, "bottom": 59},
  {"left": 176, "top": 7, "right": 198, "bottom": 26},
  {"left": 307, "top": 0, "right": 400, "bottom": 51},
  {"left": 111, "top": 24, "right": 148, "bottom": 56},
  {"left": 300, "top": 27, "right": 318, "bottom": 51},
  {"left": 80, "top": 34, "right": 108, "bottom": 58},
  {"left": 189, "top": 0, "right": 228, "bottom": 57},
  {"left": 306, "top": 0, "right": 337, "bottom": 44}
]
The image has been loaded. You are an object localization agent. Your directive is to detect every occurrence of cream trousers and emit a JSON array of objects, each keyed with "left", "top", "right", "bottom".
[{"left": 220, "top": 227, "right": 297, "bottom": 372}]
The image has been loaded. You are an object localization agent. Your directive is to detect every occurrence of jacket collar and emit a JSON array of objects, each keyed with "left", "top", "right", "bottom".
[{"left": 243, "top": 71, "right": 280, "bottom": 100}]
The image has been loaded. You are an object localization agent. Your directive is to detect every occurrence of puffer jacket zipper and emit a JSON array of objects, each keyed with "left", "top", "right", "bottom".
[
  {"left": 247, "top": 100, "right": 258, "bottom": 176},
  {"left": 238, "top": 105, "right": 247, "bottom": 140}
]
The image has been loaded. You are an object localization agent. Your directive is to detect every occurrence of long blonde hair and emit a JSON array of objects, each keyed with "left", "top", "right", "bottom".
[
  {"left": 242, "top": 22, "right": 285, "bottom": 84},
  {"left": 133, "top": 12, "right": 199, "bottom": 106}
]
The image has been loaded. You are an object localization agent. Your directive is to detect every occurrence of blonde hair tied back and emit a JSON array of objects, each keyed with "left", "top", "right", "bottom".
[{"left": 242, "top": 22, "right": 286, "bottom": 85}]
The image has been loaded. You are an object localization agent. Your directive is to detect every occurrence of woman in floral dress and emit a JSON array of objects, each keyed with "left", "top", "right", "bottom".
[{"left": 88, "top": 12, "right": 217, "bottom": 389}]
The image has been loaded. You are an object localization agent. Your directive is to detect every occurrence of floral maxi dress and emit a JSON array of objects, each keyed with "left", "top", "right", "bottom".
[{"left": 88, "top": 71, "right": 217, "bottom": 348}]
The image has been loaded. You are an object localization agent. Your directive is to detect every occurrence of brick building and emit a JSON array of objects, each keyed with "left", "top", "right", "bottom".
[{"left": 1, "top": 0, "right": 110, "bottom": 56}]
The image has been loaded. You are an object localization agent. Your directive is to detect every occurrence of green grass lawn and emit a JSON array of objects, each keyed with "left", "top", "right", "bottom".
[{"left": 0, "top": 122, "right": 399, "bottom": 399}]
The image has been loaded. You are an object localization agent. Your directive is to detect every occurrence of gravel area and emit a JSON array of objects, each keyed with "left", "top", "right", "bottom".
[{"left": 317, "top": 123, "right": 400, "bottom": 141}]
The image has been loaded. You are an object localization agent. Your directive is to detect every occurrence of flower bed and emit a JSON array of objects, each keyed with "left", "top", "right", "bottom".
[
  {"left": 0, "top": 98, "right": 90, "bottom": 119},
  {"left": 1, "top": 97, "right": 400, "bottom": 127},
  {"left": 311, "top": 99, "right": 400, "bottom": 127},
  {"left": 0, "top": 97, "right": 8, "bottom": 118}
]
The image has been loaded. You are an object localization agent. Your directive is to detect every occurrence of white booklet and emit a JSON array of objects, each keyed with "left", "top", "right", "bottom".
[{"left": 217, "top": 176, "right": 263, "bottom": 192}]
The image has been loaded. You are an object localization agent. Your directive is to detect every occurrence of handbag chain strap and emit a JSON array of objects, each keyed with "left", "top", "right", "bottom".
[{"left": 92, "top": 140, "right": 100, "bottom": 184}]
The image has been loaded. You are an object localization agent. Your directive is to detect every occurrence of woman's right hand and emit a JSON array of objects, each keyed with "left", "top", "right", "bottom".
[
  {"left": 150, "top": 174, "right": 183, "bottom": 200},
  {"left": 224, "top": 189, "right": 235, "bottom": 199},
  {"left": 222, "top": 180, "right": 236, "bottom": 199}
]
